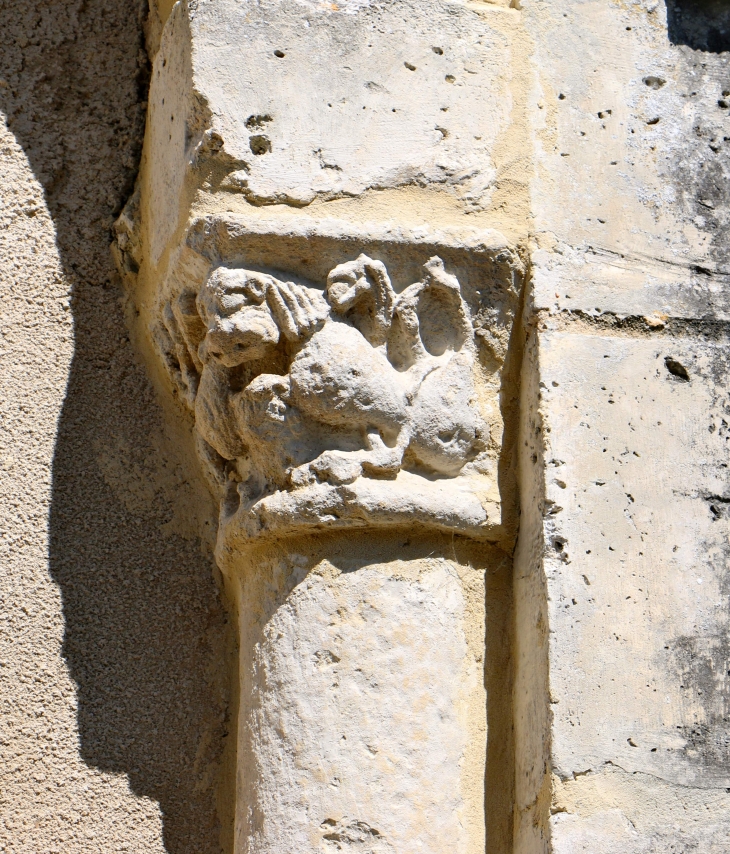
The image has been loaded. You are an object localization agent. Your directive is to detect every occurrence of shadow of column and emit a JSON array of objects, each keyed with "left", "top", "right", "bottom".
[
  {"left": 665, "top": 0, "right": 730, "bottom": 52},
  {"left": 0, "top": 1, "right": 234, "bottom": 851}
]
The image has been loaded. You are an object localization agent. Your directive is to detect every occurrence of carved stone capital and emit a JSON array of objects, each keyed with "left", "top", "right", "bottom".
[{"left": 152, "top": 214, "right": 523, "bottom": 554}]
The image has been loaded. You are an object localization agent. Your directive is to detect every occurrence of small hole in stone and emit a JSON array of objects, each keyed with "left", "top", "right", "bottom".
[
  {"left": 432, "top": 46, "right": 444, "bottom": 54},
  {"left": 664, "top": 356, "right": 690, "bottom": 381},
  {"left": 274, "top": 49, "right": 285, "bottom": 57},
  {"left": 249, "top": 135, "right": 272, "bottom": 155},
  {"left": 558, "top": 93, "right": 566, "bottom": 100},
  {"left": 445, "top": 74, "right": 455, "bottom": 83},
  {"left": 404, "top": 62, "right": 416, "bottom": 71},
  {"left": 643, "top": 76, "right": 666, "bottom": 89},
  {"left": 246, "top": 114, "right": 272, "bottom": 129}
]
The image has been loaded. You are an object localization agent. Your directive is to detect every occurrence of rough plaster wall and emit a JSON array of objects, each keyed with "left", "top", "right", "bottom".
[{"left": 0, "top": 2, "right": 234, "bottom": 852}]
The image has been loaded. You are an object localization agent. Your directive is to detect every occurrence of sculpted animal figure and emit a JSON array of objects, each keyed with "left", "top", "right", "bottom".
[{"left": 193, "top": 254, "right": 487, "bottom": 495}]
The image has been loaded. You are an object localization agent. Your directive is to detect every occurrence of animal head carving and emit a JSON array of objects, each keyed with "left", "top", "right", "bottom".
[
  {"left": 326, "top": 254, "right": 396, "bottom": 347},
  {"left": 197, "top": 267, "right": 329, "bottom": 367}
]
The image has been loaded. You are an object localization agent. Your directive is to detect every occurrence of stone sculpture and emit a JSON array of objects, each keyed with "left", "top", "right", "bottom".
[
  {"left": 196, "top": 253, "right": 483, "bottom": 481},
  {"left": 118, "top": 0, "right": 523, "bottom": 848},
  {"left": 156, "top": 235, "right": 511, "bottom": 544}
]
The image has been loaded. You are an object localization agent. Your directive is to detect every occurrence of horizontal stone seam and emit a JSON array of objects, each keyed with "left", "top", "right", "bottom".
[
  {"left": 536, "top": 309, "right": 730, "bottom": 340},
  {"left": 554, "top": 760, "right": 730, "bottom": 793},
  {"left": 575, "top": 243, "right": 730, "bottom": 280}
]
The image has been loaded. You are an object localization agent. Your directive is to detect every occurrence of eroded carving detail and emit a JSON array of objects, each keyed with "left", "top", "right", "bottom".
[
  {"left": 155, "top": 225, "right": 516, "bottom": 543},
  {"left": 198, "top": 254, "right": 485, "bottom": 483}
]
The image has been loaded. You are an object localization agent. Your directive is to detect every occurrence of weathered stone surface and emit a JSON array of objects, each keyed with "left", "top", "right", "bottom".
[
  {"left": 152, "top": 214, "right": 521, "bottom": 551},
  {"left": 125, "top": 0, "right": 526, "bottom": 563},
  {"left": 230, "top": 537, "right": 489, "bottom": 854},
  {"left": 140, "top": 0, "right": 519, "bottom": 265},
  {"left": 518, "top": 325, "right": 730, "bottom": 852},
  {"left": 510, "top": 3, "right": 730, "bottom": 852},
  {"left": 6, "top": 0, "right": 730, "bottom": 850},
  {"left": 124, "top": 0, "right": 730, "bottom": 851},
  {"left": 128, "top": 2, "right": 523, "bottom": 851}
]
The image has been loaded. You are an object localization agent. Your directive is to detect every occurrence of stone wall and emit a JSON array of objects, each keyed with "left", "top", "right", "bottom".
[
  {"left": 1, "top": 1, "right": 729, "bottom": 853},
  {"left": 514, "top": 4, "right": 730, "bottom": 851}
]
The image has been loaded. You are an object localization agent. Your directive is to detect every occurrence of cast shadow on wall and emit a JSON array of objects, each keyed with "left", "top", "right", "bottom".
[
  {"left": 0, "top": 1, "right": 233, "bottom": 852},
  {"left": 665, "top": 0, "right": 730, "bottom": 52}
]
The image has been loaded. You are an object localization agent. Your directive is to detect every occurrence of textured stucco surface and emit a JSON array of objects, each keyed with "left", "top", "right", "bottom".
[{"left": 0, "top": 2, "right": 234, "bottom": 852}]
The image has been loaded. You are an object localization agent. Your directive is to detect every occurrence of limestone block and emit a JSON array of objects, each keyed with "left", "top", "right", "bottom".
[
  {"left": 14, "top": 0, "right": 730, "bottom": 846},
  {"left": 530, "top": 326, "right": 730, "bottom": 849},
  {"left": 139, "top": 0, "right": 518, "bottom": 265},
  {"left": 508, "top": 7, "right": 730, "bottom": 849},
  {"left": 121, "top": 0, "right": 730, "bottom": 850},
  {"left": 525, "top": 0, "right": 730, "bottom": 288}
]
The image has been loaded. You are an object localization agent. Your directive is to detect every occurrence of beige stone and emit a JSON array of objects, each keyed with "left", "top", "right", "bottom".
[
  {"left": 228, "top": 537, "right": 488, "bottom": 854},
  {"left": 3, "top": 0, "right": 730, "bottom": 851},
  {"left": 124, "top": 1, "right": 730, "bottom": 851},
  {"left": 123, "top": 1, "right": 526, "bottom": 850}
]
